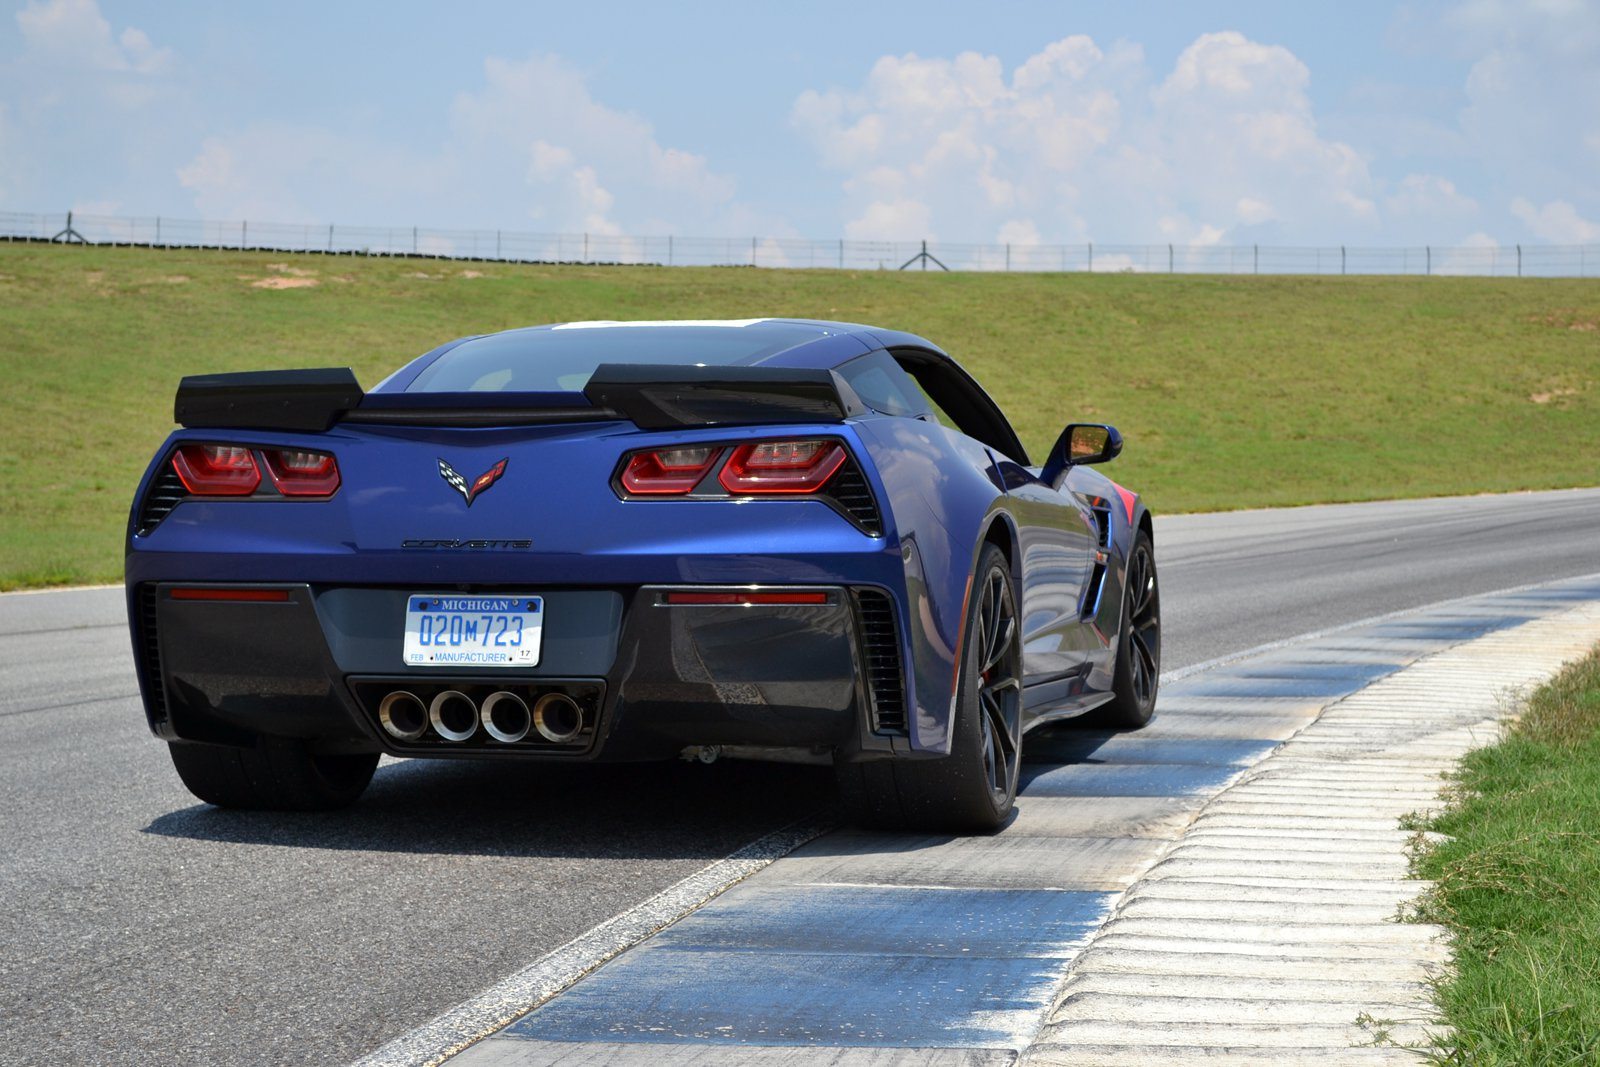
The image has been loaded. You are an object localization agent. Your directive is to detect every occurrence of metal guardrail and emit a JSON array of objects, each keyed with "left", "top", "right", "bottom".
[{"left": 4, "top": 210, "right": 1596, "bottom": 277}]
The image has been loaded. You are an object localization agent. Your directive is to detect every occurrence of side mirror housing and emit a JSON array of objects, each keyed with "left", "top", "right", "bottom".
[{"left": 1042, "top": 423, "right": 1122, "bottom": 485}]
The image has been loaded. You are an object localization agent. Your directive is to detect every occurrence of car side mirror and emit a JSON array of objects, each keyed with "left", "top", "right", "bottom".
[{"left": 1042, "top": 423, "right": 1122, "bottom": 485}]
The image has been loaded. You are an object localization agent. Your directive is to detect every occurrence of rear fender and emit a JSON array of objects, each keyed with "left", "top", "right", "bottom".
[{"left": 852, "top": 417, "right": 1008, "bottom": 756}]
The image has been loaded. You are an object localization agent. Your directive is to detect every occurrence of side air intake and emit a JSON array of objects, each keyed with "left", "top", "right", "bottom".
[
  {"left": 136, "top": 584, "right": 168, "bottom": 725},
  {"left": 135, "top": 462, "right": 187, "bottom": 536},
  {"left": 852, "top": 588, "right": 907, "bottom": 735},
  {"left": 824, "top": 461, "right": 883, "bottom": 536}
]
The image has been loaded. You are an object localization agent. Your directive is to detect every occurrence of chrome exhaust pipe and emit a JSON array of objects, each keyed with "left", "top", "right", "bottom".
[
  {"left": 480, "top": 691, "right": 532, "bottom": 744},
  {"left": 429, "top": 690, "right": 479, "bottom": 742},
  {"left": 378, "top": 691, "right": 428, "bottom": 741},
  {"left": 532, "top": 692, "right": 584, "bottom": 744}
]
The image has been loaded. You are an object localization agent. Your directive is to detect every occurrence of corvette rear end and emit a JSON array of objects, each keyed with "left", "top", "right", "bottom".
[
  {"left": 127, "top": 333, "right": 918, "bottom": 812},
  {"left": 128, "top": 319, "right": 1158, "bottom": 830}
]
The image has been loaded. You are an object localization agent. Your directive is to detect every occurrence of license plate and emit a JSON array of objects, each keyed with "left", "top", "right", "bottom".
[{"left": 403, "top": 595, "right": 543, "bottom": 667}]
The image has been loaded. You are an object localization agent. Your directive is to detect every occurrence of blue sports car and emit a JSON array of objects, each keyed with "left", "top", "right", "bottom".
[{"left": 126, "top": 319, "right": 1159, "bottom": 831}]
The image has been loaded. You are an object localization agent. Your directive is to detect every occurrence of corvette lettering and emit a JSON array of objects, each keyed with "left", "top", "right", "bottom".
[{"left": 400, "top": 539, "right": 533, "bottom": 549}]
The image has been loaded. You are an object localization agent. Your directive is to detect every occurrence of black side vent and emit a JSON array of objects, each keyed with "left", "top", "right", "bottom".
[
  {"left": 1082, "top": 502, "right": 1113, "bottom": 619},
  {"left": 136, "top": 462, "right": 187, "bottom": 536},
  {"left": 137, "top": 584, "right": 168, "bottom": 725},
  {"left": 823, "top": 460, "right": 883, "bottom": 536},
  {"left": 853, "top": 588, "right": 907, "bottom": 735}
]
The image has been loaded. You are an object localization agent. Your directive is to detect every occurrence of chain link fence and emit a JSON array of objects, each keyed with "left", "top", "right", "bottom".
[{"left": 4, "top": 210, "right": 1596, "bottom": 277}]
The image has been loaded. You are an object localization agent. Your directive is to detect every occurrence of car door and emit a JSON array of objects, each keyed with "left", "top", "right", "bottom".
[{"left": 886, "top": 349, "right": 1098, "bottom": 688}]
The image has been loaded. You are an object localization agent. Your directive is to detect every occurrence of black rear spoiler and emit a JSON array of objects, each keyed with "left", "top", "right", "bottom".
[
  {"left": 175, "top": 368, "right": 363, "bottom": 432},
  {"left": 174, "top": 363, "right": 861, "bottom": 431},
  {"left": 581, "top": 363, "right": 862, "bottom": 429}
]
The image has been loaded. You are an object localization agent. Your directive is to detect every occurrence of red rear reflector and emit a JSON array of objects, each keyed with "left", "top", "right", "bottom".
[
  {"left": 718, "top": 439, "right": 846, "bottom": 494},
  {"left": 620, "top": 446, "right": 722, "bottom": 495},
  {"left": 263, "top": 448, "right": 341, "bottom": 497},
  {"left": 169, "top": 588, "right": 291, "bottom": 602},
  {"left": 664, "top": 591, "right": 830, "bottom": 606},
  {"left": 171, "top": 444, "right": 261, "bottom": 496}
]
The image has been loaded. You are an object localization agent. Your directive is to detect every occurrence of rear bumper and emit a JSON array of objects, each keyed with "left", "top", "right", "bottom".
[{"left": 130, "top": 581, "right": 914, "bottom": 762}]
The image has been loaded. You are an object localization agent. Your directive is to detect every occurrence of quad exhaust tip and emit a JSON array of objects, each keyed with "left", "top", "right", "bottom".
[
  {"left": 376, "top": 688, "right": 583, "bottom": 744},
  {"left": 377, "top": 691, "right": 428, "bottom": 741},
  {"left": 429, "top": 690, "right": 479, "bottom": 742},
  {"left": 480, "top": 691, "right": 532, "bottom": 744},
  {"left": 533, "top": 692, "right": 583, "bottom": 744}
]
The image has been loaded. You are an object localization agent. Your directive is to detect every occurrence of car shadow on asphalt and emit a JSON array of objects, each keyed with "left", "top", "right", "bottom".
[{"left": 142, "top": 756, "right": 837, "bottom": 859}]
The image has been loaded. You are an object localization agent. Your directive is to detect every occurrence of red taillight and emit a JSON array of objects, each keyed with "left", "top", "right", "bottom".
[
  {"left": 663, "top": 590, "right": 830, "bottom": 606},
  {"left": 620, "top": 446, "right": 723, "bottom": 495},
  {"left": 263, "top": 448, "right": 340, "bottom": 497},
  {"left": 171, "top": 444, "right": 260, "bottom": 496},
  {"left": 169, "top": 587, "right": 291, "bottom": 603},
  {"left": 718, "top": 439, "right": 846, "bottom": 494}
]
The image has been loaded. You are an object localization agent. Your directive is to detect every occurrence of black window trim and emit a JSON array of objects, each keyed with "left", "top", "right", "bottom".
[{"left": 886, "top": 346, "right": 1030, "bottom": 465}]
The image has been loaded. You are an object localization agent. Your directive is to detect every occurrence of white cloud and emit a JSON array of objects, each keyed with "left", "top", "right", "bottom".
[
  {"left": 448, "top": 53, "right": 743, "bottom": 233},
  {"left": 996, "top": 219, "right": 1042, "bottom": 245},
  {"left": 1437, "top": 1, "right": 1600, "bottom": 231},
  {"left": 16, "top": 0, "right": 172, "bottom": 74},
  {"left": 1236, "top": 197, "right": 1276, "bottom": 224},
  {"left": 1385, "top": 173, "right": 1478, "bottom": 218},
  {"left": 794, "top": 31, "right": 1377, "bottom": 244},
  {"left": 170, "top": 52, "right": 788, "bottom": 237},
  {"left": 844, "top": 198, "right": 932, "bottom": 242},
  {"left": 1510, "top": 197, "right": 1600, "bottom": 242}
]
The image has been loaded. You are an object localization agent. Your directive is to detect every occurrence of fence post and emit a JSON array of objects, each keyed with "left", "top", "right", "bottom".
[
  {"left": 667, "top": 234, "right": 673, "bottom": 266},
  {"left": 241, "top": 220, "right": 247, "bottom": 249},
  {"left": 1005, "top": 243, "right": 1011, "bottom": 271},
  {"left": 328, "top": 224, "right": 334, "bottom": 252},
  {"left": 838, "top": 239, "right": 844, "bottom": 269},
  {"left": 584, "top": 232, "right": 589, "bottom": 262},
  {"left": 1253, "top": 244, "right": 1258, "bottom": 274},
  {"left": 1168, "top": 244, "right": 1174, "bottom": 273},
  {"left": 1341, "top": 245, "right": 1346, "bottom": 275},
  {"left": 1087, "top": 242, "right": 1093, "bottom": 273},
  {"left": 413, "top": 227, "right": 418, "bottom": 255},
  {"left": 1517, "top": 244, "right": 1522, "bottom": 277},
  {"left": 156, "top": 216, "right": 161, "bottom": 245},
  {"left": 752, "top": 236, "right": 757, "bottom": 266},
  {"left": 1426, "top": 246, "right": 1431, "bottom": 275}
]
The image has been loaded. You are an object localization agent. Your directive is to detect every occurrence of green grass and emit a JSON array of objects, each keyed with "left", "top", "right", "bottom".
[
  {"left": 1411, "top": 648, "right": 1600, "bottom": 1065},
  {"left": 1, "top": 243, "right": 1597, "bottom": 589}
]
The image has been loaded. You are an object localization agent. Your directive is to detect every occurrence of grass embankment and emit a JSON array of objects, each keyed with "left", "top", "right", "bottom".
[
  {"left": 1413, "top": 649, "right": 1600, "bottom": 1064},
  {"left": 1, "top": 244, "right": 1597, "bottom": 589}
]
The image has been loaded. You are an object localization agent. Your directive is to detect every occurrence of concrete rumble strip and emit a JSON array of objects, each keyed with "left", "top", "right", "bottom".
[
  {"left": 1023, "top": 597, "right": 1600, "bottom": 1065},
  {"left": 395, "top": 576, "right": 1600, "bottom": 1066}
]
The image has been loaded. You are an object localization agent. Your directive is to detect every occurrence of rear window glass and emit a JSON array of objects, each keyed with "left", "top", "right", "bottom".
[
  {"left": 405, "top": 322, "right": 827, "bottom": 393},
  {"left": 838, "top": 350, "right": 929, "bottom": 418}
]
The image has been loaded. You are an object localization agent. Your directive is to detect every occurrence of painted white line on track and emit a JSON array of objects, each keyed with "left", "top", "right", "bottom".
[
  {"left": 1158, "top": 569, "right": 1600, "bottom": 685},
  {"left": 354, "top": 571, "right": 1600, "bottom": 1066},
  {"left": 351, "top": 811, "right": 837, "bottom": 1067}
]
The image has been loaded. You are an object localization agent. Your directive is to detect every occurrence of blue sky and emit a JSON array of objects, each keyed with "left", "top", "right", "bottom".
[{"left": 1, "top": 0, "right": 1597, "bottom": 246}]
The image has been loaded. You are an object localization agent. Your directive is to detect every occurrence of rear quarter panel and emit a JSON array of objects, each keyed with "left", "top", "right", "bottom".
[{"left": 852, "top": 415, "right": 1010, "bottom": 755}]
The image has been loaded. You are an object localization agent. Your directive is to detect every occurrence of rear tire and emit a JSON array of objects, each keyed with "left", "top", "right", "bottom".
[
  {"left": 1084, "top": 528, "right": 1160, "bottom": 729},
  {"left": 168, "top": 739, "right": 377, "bottom": 811},
  {"left": 838, "top": 544, "right": 1022, "bottom": 833}
]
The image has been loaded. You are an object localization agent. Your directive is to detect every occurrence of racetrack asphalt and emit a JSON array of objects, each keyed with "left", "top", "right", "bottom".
[{"left": 1, "top": 486, "right": 1597, "bottom": 1065}]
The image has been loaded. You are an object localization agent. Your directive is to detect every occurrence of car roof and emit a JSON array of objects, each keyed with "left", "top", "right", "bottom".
[{"left": 375, "top": 318, "right": 954, "bottom": 394}]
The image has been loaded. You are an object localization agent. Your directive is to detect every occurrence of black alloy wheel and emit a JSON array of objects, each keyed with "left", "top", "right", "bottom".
[
  {"left": 974, "top": 560, "right": 1023, "bottom": 808},
  {"left": 1089, "top": 528, "right": 1161, "bottom": 729},
  {"left": 836, "top": 543, "right": 1023, "bottom": 832}
]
